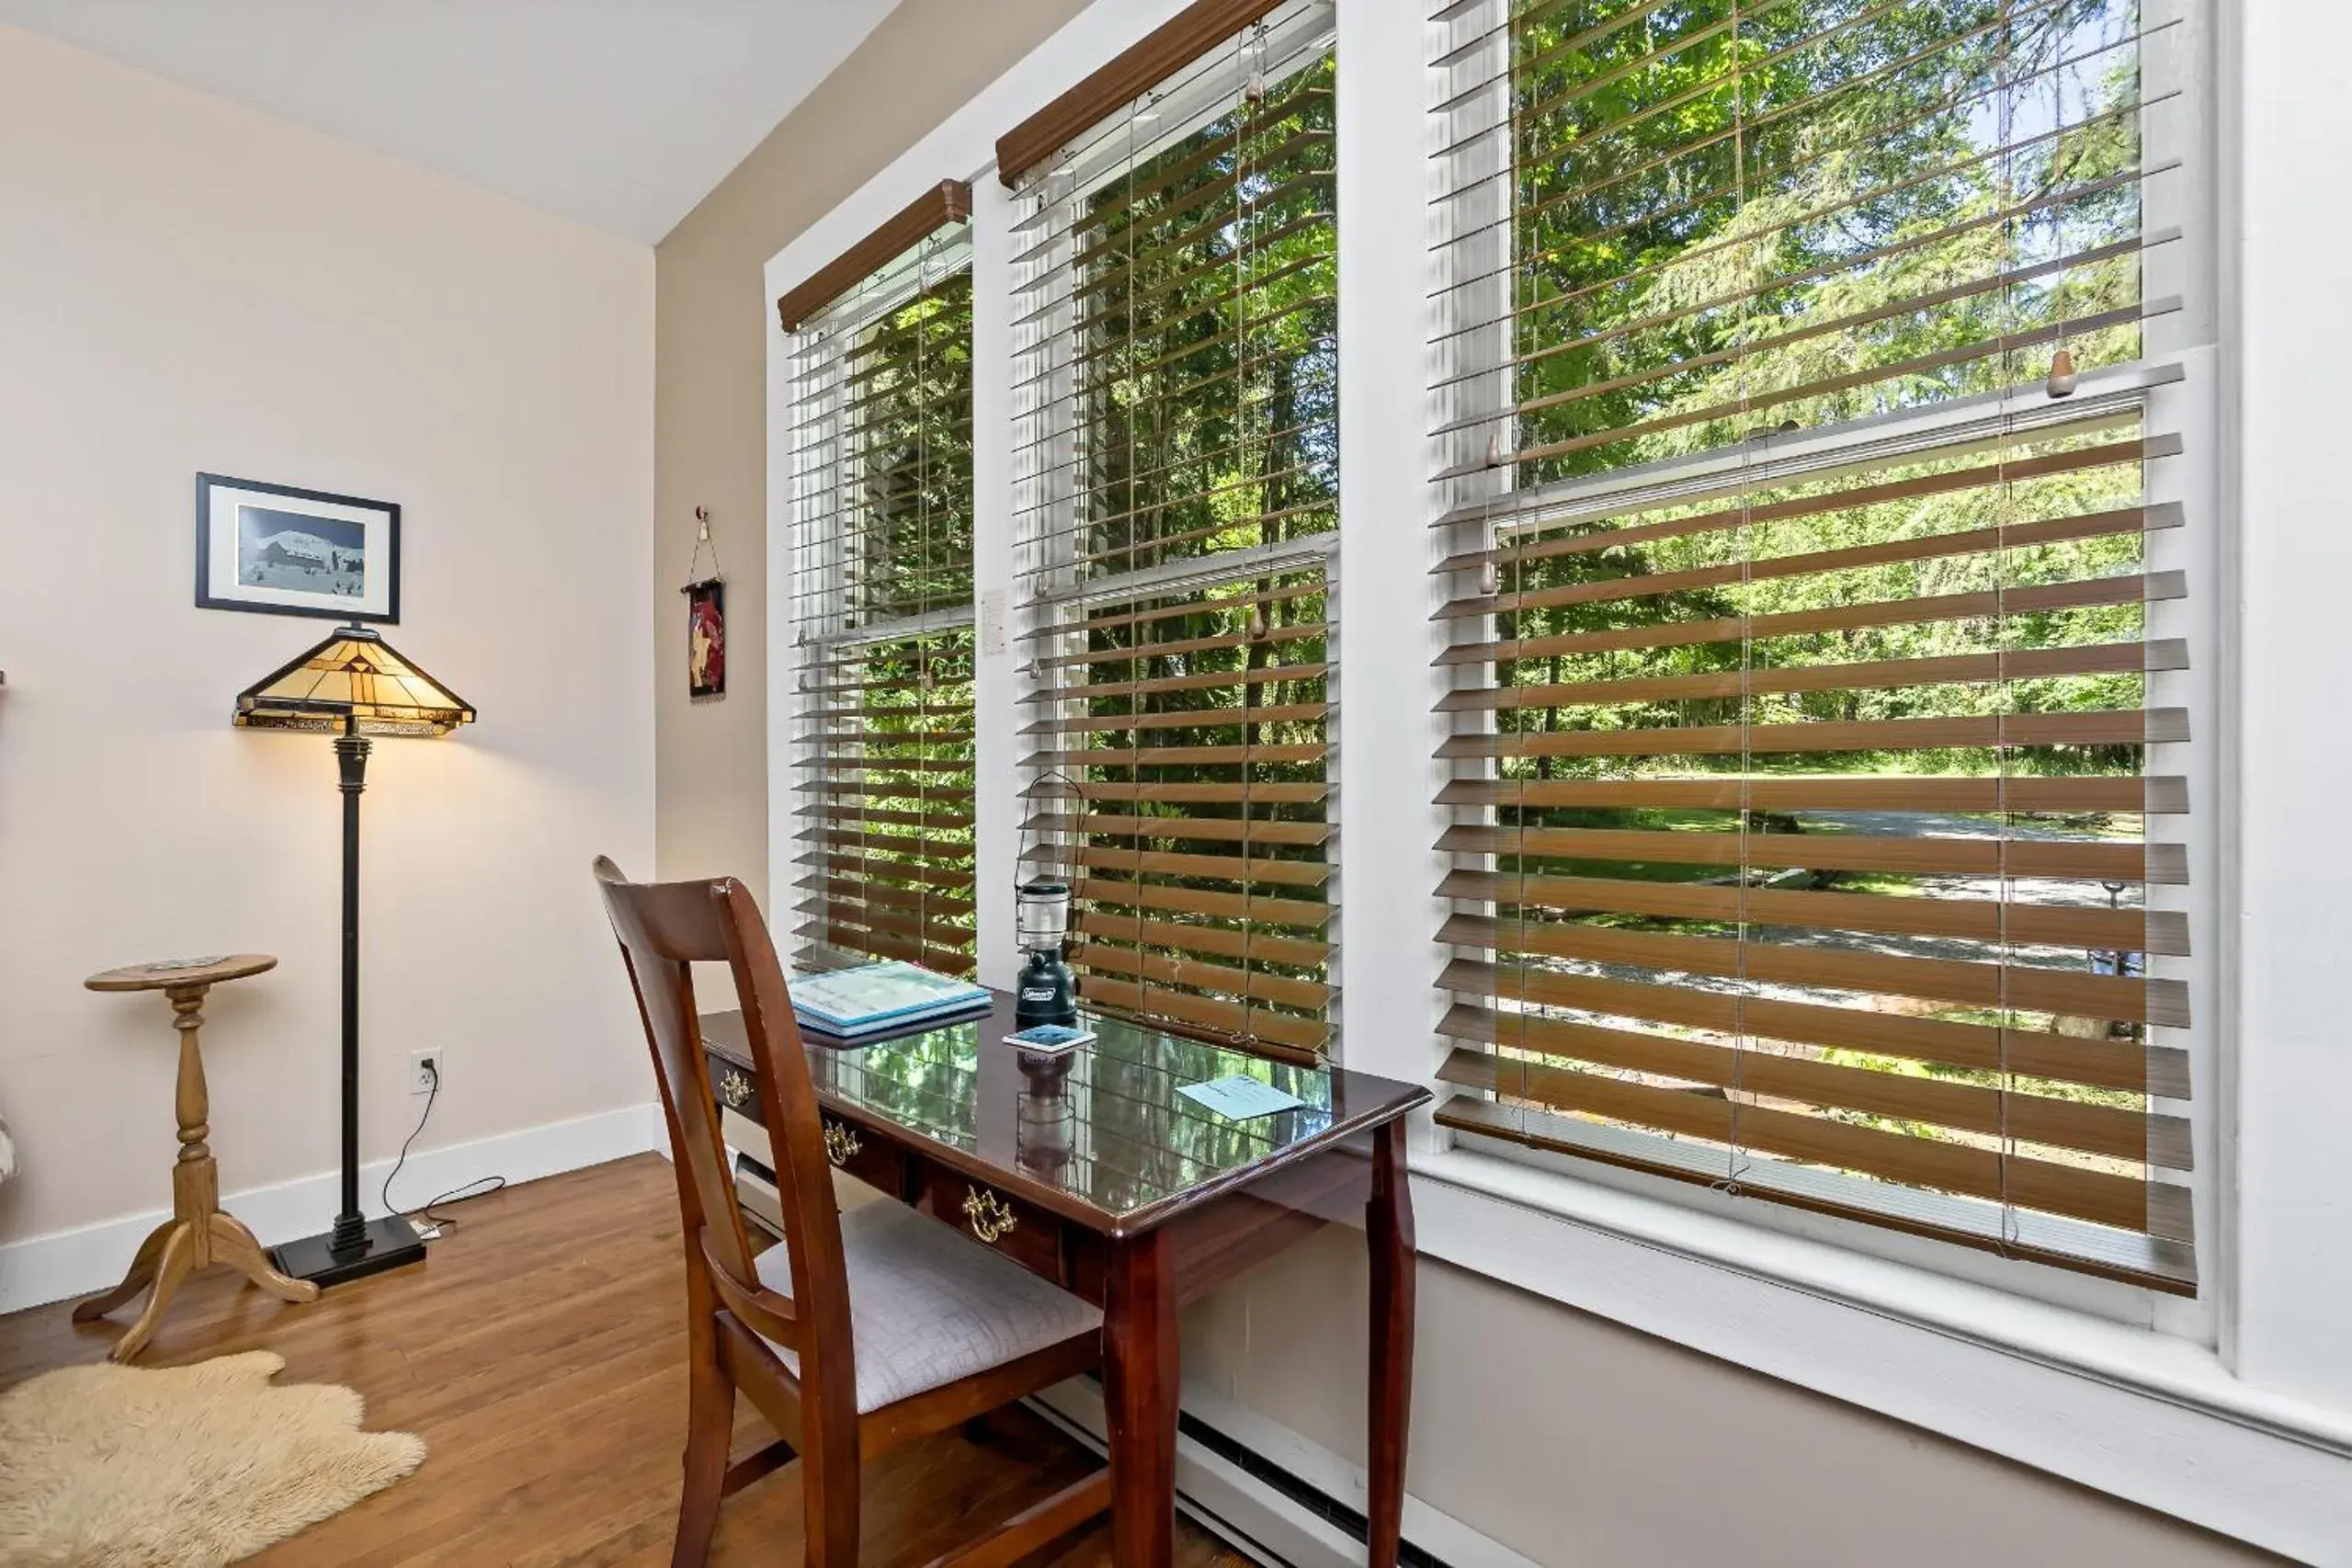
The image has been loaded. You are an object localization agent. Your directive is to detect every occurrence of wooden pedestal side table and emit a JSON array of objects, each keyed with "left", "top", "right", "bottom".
[{"left": 75, "top": 954, "right": 318, "bottom": 1360}]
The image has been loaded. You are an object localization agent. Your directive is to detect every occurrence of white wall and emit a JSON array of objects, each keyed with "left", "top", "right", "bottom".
[
  {"left": 0, "top": 26, "right": 654, "bottom": 1262},
  {"left": 2229, "top": 0, "right": 2352, "bottom": 1416}
]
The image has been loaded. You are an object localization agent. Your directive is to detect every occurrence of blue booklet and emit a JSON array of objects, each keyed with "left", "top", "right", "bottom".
[{"left": 791, "top": 961, "right": 990, "bottom": 1039}]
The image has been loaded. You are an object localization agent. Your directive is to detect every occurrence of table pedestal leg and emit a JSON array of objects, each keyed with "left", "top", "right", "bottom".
[
  {"left": 210, "top": 1212, "right": 317, "bottom": 1303},
  {"left": 72, "top": 982, "right": 317, "bottom": 1361},
  {"left": 108, "top": 1222, "right": 196, "bottom": 1363},
  {"left": 71, "top": 1218, "right": 177, "bottom": 1323},
  {"left": 1104, "top": 1230, "right": 1178, "bottom": 1568}
]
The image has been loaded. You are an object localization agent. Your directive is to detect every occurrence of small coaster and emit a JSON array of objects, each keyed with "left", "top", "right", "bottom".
[{"left": 1004, "top": 1024, "right": 1096, "bottom": 1054}]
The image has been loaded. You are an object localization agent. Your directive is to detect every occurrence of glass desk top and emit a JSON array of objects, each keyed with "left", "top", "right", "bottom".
[{"left": 701, "top": 992, "right": 1427, "bottom": 1233}]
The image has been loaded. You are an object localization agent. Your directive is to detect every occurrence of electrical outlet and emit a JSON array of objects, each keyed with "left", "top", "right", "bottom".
[{"left": 410, "top": 1051, "right": 442, "bottom": 1096}]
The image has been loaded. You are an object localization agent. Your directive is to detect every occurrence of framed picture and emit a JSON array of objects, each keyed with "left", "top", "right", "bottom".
[
  {"left": 685, "top": 577, "right": 725, "bottom": 699},
  {"left": 195, "top": 473, "right": 400, "bottom": 623}
]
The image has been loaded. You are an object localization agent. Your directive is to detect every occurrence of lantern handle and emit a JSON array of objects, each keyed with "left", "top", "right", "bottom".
[{"left": 1017, "top": 768, "right": 1083, "bottom": 890}]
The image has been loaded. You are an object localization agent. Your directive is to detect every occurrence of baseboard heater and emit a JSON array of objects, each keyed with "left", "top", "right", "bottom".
[
  {"left": 1028, "top": 1377, "right": 1460, "bottom": 1568},
  {"left": 1173, "top": 1403, "right": 1452, "bottom": 1568}
]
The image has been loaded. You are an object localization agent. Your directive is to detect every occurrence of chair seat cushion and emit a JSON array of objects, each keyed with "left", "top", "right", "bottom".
[{"left": 755, "top": 1199, "right": 1101, "bottom": 1414}]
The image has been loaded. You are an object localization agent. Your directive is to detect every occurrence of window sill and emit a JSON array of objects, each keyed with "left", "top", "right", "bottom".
[{"left": 1410, "top": 1145, "right": 2352, "bottom": 1562}]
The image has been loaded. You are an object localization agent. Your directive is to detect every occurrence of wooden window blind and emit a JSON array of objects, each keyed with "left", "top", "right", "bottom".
[
  {"left": 1427, "top": 0, "right": 2198, "bottom": 1291},
  {"left": 1019, "top": 567, "right": 1335, "bottom": 1060},
  {"left": 785, "top": 196, "right": 978, "bottom": 975},
  {"left": 1007, "top": 0, "right": 1340, "bottom": 1058}
]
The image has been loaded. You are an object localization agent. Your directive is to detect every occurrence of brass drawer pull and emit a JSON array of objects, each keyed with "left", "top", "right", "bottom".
[
  {"left": 823, "top": 1121, "right": 861, "bottom": 1168},
  {"left": 717, "top": 1068, "right": 753, "bottom": 1109},
  {"left": 961, "top": 1187, "right": 1017, "bottom": 1244}
]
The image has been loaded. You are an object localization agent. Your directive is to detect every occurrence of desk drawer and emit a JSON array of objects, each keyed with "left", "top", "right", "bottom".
[
  {"left": 708, "top": 1051, "right": 759, "bottom": 1122},
  {"left": 920, "top": 1165, "right": 1064, "bottom": 1282},
  {"left": 819, "top": 1114, "right": 904, "bottom": 1196},
  {"left": 710, "top": 1052, "right": 904, "bottom": 1199}
]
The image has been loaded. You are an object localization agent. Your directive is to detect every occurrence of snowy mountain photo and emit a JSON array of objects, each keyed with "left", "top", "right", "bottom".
[
  {"left": 196, "top": 472, "right": 400, "bottom": 623},
  {"left": 236, "top": 504, "right": 365, "bottom": 598}
]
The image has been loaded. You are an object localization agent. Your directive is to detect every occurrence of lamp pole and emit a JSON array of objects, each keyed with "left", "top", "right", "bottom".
[
  {"left": 331, "top": 717, "right": 370, "bottom": 1253},
  {"left": 269, "top": 711, "right": 424, "bottom": 1288}
]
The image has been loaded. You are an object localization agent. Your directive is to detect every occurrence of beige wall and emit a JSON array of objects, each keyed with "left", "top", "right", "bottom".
[
  {"left": 649, "top": 6, "right": 2268, "bottom": 1563},
  {"left": 0, "top": 27, "right": 654, "bottom": 1249},
  {"left": 653, "top": 0, "right": 1094, "bottom": 920}
]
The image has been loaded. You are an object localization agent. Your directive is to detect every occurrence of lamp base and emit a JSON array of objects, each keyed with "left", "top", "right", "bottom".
[{"left": 269, "top": 1216, "right": 427, "bottom": 1290}]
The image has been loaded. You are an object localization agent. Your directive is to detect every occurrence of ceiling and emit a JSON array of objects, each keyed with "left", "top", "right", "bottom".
[{"left": 0, "top": 0, "right": 901, "bottom": 242}]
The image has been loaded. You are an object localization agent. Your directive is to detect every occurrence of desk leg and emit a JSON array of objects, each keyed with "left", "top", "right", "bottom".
[
  {"left": 1368, "top": 1119, "right": 1416, "bottom": 1568},
  {"left": 1104, "top": 1229, "right": 1178, "bottom": 1568}
]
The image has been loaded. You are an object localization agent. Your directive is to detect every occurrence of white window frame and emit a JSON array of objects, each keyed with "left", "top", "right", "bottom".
[
  {"left": 1404, "top": 0, "right": 2220, "bottom": 1317},
  {"left": 756, "top": 1, "right": 2352, "bottom": 1557}
]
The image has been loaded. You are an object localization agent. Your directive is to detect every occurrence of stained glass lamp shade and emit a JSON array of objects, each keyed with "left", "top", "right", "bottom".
[{"left": 233, "top": 625, "right": 473, "bottom": 737}]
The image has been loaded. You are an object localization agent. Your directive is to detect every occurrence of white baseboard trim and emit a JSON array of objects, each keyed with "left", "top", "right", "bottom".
[
  {"left": 0, "top": 1101, "right": 665, "bottom": 1315},
  {"left": 1030, "top": 1377, "right": 1540, "bottom": 1568}
]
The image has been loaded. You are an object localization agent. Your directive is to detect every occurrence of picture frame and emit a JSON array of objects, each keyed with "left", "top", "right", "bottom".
[
  {"left": 684, "top": 577, "right": 726, "bottom": 699},
  {"left": 195, "top": 473, "right": 400, "bottom": 623}
]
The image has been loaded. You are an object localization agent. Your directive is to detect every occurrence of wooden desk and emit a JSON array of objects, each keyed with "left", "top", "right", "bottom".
[{"left": 700, "top": 995, "right": 1428, "bottom": 1568}]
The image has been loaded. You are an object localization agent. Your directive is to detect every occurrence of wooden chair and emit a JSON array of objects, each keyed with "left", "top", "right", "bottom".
[{"left": 593, "top": 858, "right": 1109, "bottom": 1568}]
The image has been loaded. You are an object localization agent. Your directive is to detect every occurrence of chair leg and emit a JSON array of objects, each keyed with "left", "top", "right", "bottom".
[
  {"left": 673, "top": 1309, "right": 735, "bottom": 1568},
  {"left": 801, "top": 1414, "right": 860, "bottom": 1568}
]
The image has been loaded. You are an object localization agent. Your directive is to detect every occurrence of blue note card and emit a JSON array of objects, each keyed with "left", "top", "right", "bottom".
[{"left": 1176, "top": 1074, "right": 1306, "bottom": 1121}]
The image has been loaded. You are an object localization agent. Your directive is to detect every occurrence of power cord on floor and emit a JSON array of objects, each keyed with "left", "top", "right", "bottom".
[{"left": 381, "top": 1061, "right": 506, "bottom": 1233}]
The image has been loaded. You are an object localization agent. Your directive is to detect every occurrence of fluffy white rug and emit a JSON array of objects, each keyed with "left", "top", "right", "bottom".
[{"left": 0, "top": 1350, "right": 424, "bottom": 1567}]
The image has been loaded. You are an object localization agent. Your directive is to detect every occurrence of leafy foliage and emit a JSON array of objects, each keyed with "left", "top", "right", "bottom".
[
  {"left": 1041, "top": 47, "right": 1343, "bottom": 1051},
  {"left": 1462, "top": 0, "right": 2176, "bottom": 1218},
  {"left": 1074, "top": 54, "right": 1338, "bottom": 577},
  {"left": 801, "top": 265, "right": 979, "bottom": 973}
]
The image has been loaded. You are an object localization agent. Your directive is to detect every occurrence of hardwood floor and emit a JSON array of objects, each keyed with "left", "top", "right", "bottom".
[{"left": 0, "top": 1154, "right": 1255, "bottom": 1568}]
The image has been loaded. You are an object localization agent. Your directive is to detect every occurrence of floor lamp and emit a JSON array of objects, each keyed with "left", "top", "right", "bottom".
[{"left": 233, "top": 623, "right": 475, "bottom": 1288}]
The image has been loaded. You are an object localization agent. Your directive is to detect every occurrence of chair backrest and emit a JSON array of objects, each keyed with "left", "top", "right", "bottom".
[{"left": 592, "top": 857, "right": 851, "bottom": 1369}]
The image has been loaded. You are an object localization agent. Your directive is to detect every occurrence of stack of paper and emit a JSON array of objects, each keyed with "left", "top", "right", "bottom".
[{"left": 790, "top": 960, "right": 990, "bottom": 1041}]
